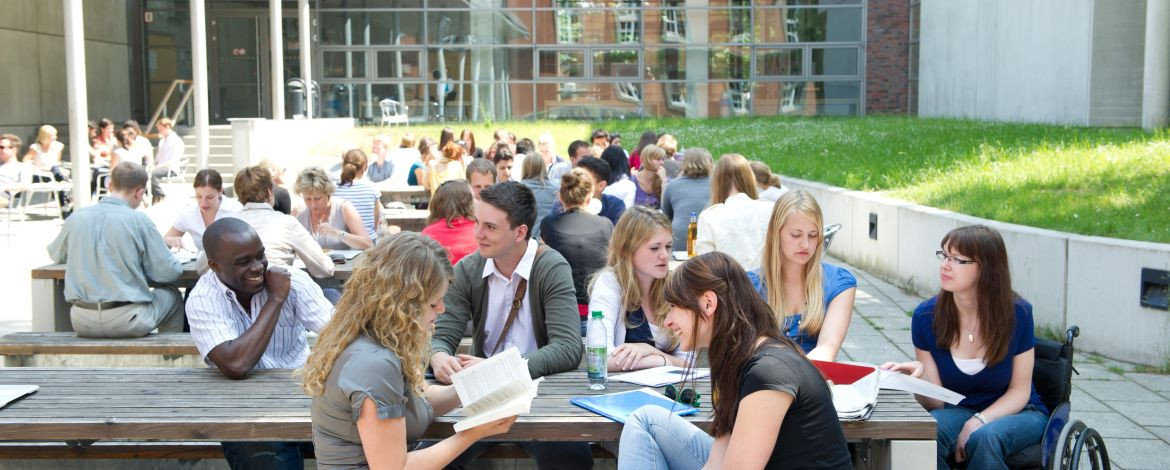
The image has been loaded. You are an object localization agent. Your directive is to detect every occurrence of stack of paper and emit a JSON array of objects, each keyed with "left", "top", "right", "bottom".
[
  {"left": 813, "top": 360, "right": 964, "bottom": 421},
  {"left": 610, "top": 366, "right": 710, "bottom": 387}
]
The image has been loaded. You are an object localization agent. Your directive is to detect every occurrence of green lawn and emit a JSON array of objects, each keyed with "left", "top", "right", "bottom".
[{"left": 347, "top": 116, "right": 1170, "bottom": 243}]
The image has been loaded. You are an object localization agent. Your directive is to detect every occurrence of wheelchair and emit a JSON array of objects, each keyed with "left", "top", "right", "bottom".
[{"left": 1004, "top": 325, "right": 1110, "bottom": 470}]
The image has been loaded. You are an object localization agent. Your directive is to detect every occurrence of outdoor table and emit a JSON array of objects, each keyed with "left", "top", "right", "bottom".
[
  {"left": 383, "top": 209, "right": 430, "bottom": 232},
  {"left": 29, "top": 259, "right": 356, "bottom": 333},
  {"left": 0, "top": 367, "right": 934, "bottom": 469},
  {"left": 376, "top": 184, "right": 429, "bottom": 208}
]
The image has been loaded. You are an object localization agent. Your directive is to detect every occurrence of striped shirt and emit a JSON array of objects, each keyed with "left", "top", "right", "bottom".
[
  {"left": 186, "top": 266, "right": 333, "bottom": 369},
  {"left": 333, "top": 179, "right": 380, "bottom": 241}
]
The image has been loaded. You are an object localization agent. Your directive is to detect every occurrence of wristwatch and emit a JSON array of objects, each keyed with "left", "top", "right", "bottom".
[{"left": 972, "top": 412, "right": 988, "bottom": 424}]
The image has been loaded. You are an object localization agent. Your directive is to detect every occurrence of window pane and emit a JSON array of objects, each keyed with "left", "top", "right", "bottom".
[
  {"left": 535, "top": 83, "right": 642, "bottom": 119},
  {"left": 371, "top": 83, "right": 427, "bottom": 120},
  {"left": 539, "top": 50, "right": 586, "bottom": 78},
  {"left": 751, "top": 80, "right": 860, "bottom": 116},
  {"left": 593, "top": 49, "right": 639, "bottom": 78},
  {"left": 323, "top": 51, "right": 367, "bottom": 78},
  {"left": 376, "top": 50, "right": 422, "bottom": 78},
  {"left": 428, "top": 10, "right": 533, "bottom": 45},
  {"left": 756, "top": 47, "right": 802, "bottom": 76},
  {"left": 707, "top": 9, "right": 753, "bottom": 43},
  {"left": 642, "top": 82, "right": 691, "bottom": 117},
  {"left": 811, "top": 47, "right": 858, "bottom": 76},
  {"left": 645, "top": 47, "right": 687, "bottom": 81},
  {"left": 319, "top": 0, "right": 423, "bottom": 8},
  {"left": 708, "top": 46, "right": 750, "bottom": 80},
  {"left": 785, "top": 7, "right": 863, "bottom": 42}
]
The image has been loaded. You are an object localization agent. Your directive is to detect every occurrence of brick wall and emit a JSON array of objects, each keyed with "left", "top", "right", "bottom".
[{"left": 866, "top": 0, "right": 912, "bottom": 114}]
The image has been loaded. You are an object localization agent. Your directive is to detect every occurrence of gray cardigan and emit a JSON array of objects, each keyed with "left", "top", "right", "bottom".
[
  {"left": 661, "top": 176, "right": 712, "bottom": 248},
  {"left": 430, "top": 245, "right": 584, "bottom": 379}
]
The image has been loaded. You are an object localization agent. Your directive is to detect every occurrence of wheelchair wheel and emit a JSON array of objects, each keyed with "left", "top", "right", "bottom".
[
  {"left": 1067, "top": 427, "right": 1110, "bottom": 470},
  {"left": 1051, "top": 419, "right": 1087, "bottom": 470}
]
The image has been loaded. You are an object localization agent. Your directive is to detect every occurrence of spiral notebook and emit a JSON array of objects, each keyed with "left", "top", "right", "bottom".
[{"left": 570, "top": 388, "right": 698, "bottom": 424}]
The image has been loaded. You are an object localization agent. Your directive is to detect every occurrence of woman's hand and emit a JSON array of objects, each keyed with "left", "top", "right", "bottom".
[
  {"left": 463, "top": 415, "right": 517, "bottom": 440},
  {"left": 164, "top": 236, "right": 184, "bottom": 250},
  {"left": 611, "top": 343, "right": 664, "bottom": 371},
  {"left": 879, "top": 360, "right": 923, "bottom": 378},
  {"left": 954, "top": 417, "right": 984, "bottom": 462},
  {"left": 316, "top": 222, "right": 342, "bottom": 239}
]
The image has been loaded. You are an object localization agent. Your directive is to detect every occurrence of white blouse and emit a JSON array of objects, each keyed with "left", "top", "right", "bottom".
[{"left": 694, "top": 193, "right": 775, "bottom": 271}]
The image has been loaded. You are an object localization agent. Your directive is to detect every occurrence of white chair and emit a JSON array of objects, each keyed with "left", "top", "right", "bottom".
[{"left": 379, "top": 99, "right": 409, "bottom": 126}]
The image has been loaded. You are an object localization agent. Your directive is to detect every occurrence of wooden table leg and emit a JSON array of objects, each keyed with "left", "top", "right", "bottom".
[{"left": 31, "top": 279, "right": 72, "bottom": 332}]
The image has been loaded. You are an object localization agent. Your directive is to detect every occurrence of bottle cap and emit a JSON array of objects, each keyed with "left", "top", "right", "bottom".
[{"left": 591, "top": 310, "right": 603, "bottom": 319}]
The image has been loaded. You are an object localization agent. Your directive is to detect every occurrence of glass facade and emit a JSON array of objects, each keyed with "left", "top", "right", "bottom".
[{"left": 140, "top": 0, "right": 866, "bottom": 123}]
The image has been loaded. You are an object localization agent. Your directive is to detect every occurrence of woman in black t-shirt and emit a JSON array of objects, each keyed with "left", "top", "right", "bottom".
[{"left": 618, "top": 252, "right": 851, "bottom": 470}]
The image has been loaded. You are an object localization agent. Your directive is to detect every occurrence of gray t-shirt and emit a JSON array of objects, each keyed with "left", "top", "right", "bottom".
[
  {"left": 660, "top": 176, "right": 711, "bottom": 248},
  {"left": 311, "top": 335, "right": 434, "bottom": 468}
]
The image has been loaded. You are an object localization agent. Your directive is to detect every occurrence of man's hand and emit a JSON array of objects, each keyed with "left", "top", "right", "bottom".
[
  {"left": 265, "top": 266, "right": 292, "bottom": 301},
  {"left": 456, "top": 354, "right": 484, "bottom": 369},
  {"left": 430, "top": 351, "right": 463, "bottom": 384}
]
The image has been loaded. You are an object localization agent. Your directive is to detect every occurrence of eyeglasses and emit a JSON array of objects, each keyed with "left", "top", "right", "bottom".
[
  {"left": 936, "top": 251, "right": 977, "bottom": 265},
  {"left": 665, "top": 384, "right": 701, "bottom": 407}
]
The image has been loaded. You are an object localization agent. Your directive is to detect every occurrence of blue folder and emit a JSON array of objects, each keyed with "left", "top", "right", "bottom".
[{"left": 570, "top": 388, "right": 699, "bottom": 424}]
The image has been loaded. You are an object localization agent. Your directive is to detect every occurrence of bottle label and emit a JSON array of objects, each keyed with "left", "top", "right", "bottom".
[{"left": 586, "top": 346, "right": 606, "bottom": 380}]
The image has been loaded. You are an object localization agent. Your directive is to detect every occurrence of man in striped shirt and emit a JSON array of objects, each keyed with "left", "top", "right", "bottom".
[{"left": 186, "top": 217, "right": 332, "bottom": 469}]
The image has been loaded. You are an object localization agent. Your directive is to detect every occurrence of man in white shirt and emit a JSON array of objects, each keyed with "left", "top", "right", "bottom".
[
  {"left": 186, "top": 217, "right": 331, "bottom": 468},
  {"left": 547, "top": 140, "right": 591, "bottom": 183},
  {"left": 151, "top": 118, "right": 185, "bottom": 202},
  {"left": 0, "top": 134, "right": 30, "bottom": 208}
]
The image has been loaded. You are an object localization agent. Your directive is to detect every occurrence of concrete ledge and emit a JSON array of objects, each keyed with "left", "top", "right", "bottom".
[{"left": 783, "top": 176, "right": 1170, "bottom": 365}]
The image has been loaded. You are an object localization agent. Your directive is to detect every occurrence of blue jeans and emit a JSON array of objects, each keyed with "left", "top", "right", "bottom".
[
  {"left": 931, "top": 405, "right": 1047, "bottom": 470},
  {"left": 618, "top": 405, "right": 713, "bottom": 470},
  {"left": 221, "top": 441, "right": 309, "bottom": 470}
]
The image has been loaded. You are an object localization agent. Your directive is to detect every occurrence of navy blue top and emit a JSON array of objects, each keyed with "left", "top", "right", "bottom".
[
  {"left": 746, "top": 263, "right": 857, "bottom": 353},
  {"left": 912, "top": 296, "right": 1047, "bottom": 414},
  {"left": 624, "top": 307, "right": 655, "bottom": 346},
  {"left": 548, "top": 194, "right": 626, "bottom": 226}
]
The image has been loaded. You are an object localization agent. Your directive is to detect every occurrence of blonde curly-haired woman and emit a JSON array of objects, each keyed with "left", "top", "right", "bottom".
[{"left": 302, "top": 233, "right": 516, "bottom": 469}]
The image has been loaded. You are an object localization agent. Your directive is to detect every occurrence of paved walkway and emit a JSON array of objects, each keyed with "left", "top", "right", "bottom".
[
  {"left": 2, "top": 195, "right": 1167, "bottom": 469},
  {"left": 832, "top": 256, "right": 1170, "bottom": 470}
]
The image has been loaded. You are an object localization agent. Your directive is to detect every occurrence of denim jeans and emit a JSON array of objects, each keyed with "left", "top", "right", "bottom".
[
  {"left": 931, "top": 404, "right": 1047, "bottom": 470},
  {"left": 618, "top": 405, "right": 713, "bottom": 470},
  {"left": 221, "top": 441, "right": 310, "bottom": 470}
]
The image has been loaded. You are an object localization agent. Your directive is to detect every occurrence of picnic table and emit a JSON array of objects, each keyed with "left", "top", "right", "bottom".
[
  {"left": 383, "top": 208, "right": 429, "bottom": 232},
  {"left": 30, "top": 259, "right": 357, "bottom": 333},
  {"left": 0, "top": 367, "right": 934, "bottom": 469},
  {"left": 376, "top": 184, "right": 429, "bottom": 207}
]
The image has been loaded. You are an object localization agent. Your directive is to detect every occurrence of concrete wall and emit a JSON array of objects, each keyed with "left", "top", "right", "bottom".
[
  {"left": 1089, "top": 1, "right": 1147, "bottom": 126},
  {"left": 784, "top": 176, "right": 1170, "bottom": 366},
  {"left": 0, "top": 0, "right": 132, "bottom": 153}
]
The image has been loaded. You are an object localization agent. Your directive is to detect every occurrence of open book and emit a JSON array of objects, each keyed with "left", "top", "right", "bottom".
[
  {"left": 449, "top": 347, "right": 542, "bottom": 433},
  {"left": 812, "top": 360, "right": 965, "bottom": 421}
]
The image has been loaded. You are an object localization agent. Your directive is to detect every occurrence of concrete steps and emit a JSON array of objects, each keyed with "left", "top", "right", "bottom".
[{"left": 173, "top": 125, "right": 233, "bottom": 178}]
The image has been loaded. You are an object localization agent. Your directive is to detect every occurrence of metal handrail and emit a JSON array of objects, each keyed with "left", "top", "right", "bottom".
[{"left": 145, "top": 79, "right": 194, "bottom": 138}]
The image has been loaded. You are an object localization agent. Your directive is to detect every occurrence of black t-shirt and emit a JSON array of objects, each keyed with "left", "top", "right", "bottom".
[
  {"left": 538, "top": 209, "right": 614, "bottom": 306},
  {"left": 272, "top": 186, "right": 292, "bottom": 215},
  {"left": 737, "top": 342, "right": 851, "bottom": 470}
]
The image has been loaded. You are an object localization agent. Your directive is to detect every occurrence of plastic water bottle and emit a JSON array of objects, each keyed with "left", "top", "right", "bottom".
[{"left": 586, "top": 310, "right": 607, "bottom": 390}]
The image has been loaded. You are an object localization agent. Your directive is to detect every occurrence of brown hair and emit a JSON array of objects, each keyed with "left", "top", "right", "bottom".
[
  {"left": 340, "top": 149, "right": 368, "bottom": 185},
  {"left": 233, "top": 166, "right": 275, "bottom": 204},
  {"left": 709, "top": 153, "right": 759, "bottom": 205},
  {"left": 109, "top": 161, "right": 149, "bottom": 191},
  {"left": 750, "top": 161, "right": 781, "bottom": 188},
  {"left": 681, "top": 148, "right": 714, "bottom": 178},
  {"left": 558, "top": 168, "right": 594, "bottom": 209},
  {"left": 933, "top": 225, "right": 1017, "bottom": 366},
  {"left": 117, "top": 128, "right": 136, "bottom": 148},
  {"left": 427, "top": 180, "right": 476, "bottom": 228},
  {"left": 193, "top": 169, "right": 224, "bottom": 191},
  {"left": 441, "top": 141, "right": 464, "bottom": 164},
  {"left": 520, "top": 148, "right": 547, "bottom": 181},
  {"left": 399, "top": 132, "right": 416, "bottom": 148},
  {"left": 1, "top": 133, "right": 22, "bottom": 149},
  {"left": 664, "top": 251, "right": 794, "bottom": 437},
  {"left": 461, "top": 129, "right": 478, "bottom": 156}
]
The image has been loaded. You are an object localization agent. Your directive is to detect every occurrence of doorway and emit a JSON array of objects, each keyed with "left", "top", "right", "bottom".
[{"left": 208, "top": 9, "right": 302, "bottom": 123}]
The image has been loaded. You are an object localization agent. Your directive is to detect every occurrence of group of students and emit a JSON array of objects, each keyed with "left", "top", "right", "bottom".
[{"left": 45, "top": 123, "right": 1049, "bottom": 469}]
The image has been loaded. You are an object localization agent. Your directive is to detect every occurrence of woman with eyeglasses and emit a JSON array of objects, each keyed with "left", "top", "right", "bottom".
[
  {"left": 618, "top": 251, "right": 850, "bottom": 469},
  {"left": 303, "top": 233, "right": 516, "bottom": 469},
  {"left": 881, "top": 225, "right": 1047, "bottom": 470},
  {"left": 746, "top": 190, "right": 856, "bottom": 362}
]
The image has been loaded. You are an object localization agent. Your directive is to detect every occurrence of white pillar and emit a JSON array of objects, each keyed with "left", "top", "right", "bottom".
[
  {"left": 191, "top": 0, "right": 211, "bottom": 170},
  {"left": 63, "top": 0, "right": 90, "bottom": 208},
  {"left": 270, "top": 0, "right": 285, "bottom": 120},
  {"left": 299, "top": 0, "right": 313, "bottom": 119},
  {"left": 1143, "top": 0, "right": 1170, "bottom": 130}
]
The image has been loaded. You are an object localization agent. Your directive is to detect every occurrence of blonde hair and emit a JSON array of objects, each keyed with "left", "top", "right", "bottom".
[
  {"left": 639, "top": 145, "right": 667, "bottom": 197},
  {"left": 36, "top": 125, "right": 57, "bottom": 146},
  {"left": 559, "top": 168, "right": 594, "bottom": 209},
  {"left": 302, "top": 233, "right": 454, "bottom": 397},
  {"left": 761, "top": 190, "right": 827, "bottom": 337},
  {"left": 400, "top": 132, "right": 416, "bottom": 148},
  {"left": 590, "top": 206, "right": 677, "bottom": 350},
  {"left": 680, "top": 148, "right": 713, "bottom": 178},
  {"left": 750, "top": 161, "right": 781, "bottom": 188},
  {"left": 709, "top": 153, "right": 758, "bottom": 205},
  {"left": 294, "top": 166, "right": 336, "bottom": 196},
  {"left": 655, "top": 134, "right": 678, "bottom": 155}
]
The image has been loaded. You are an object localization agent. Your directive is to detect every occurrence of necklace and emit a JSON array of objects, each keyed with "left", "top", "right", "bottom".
[{"left": 967, "top": 325, "right": 977, "bottom": 343}]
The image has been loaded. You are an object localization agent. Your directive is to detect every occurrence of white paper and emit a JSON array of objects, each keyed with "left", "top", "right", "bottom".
[
  {"left": 877, "top": 369, "right": 965, "bottom": 405},
  {"left": 672, "top": 251, "right": 690, "bottom": 261},
  {"left": 0, "top": 385, "right": 37, "bottom": 408},
  {"left": 610, "top": 366, "right": 711, "bottom": 388},
  {"left": 449, "top": 348, "right": 540, "bottom": 433}
]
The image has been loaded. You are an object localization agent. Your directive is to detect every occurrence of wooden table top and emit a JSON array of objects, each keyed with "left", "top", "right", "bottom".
[
  {"left": 32, "top": 260, "right": 355, "bottom": 289},
  {"left": 0, "top": 368, "right": 935, "bottom": 442}
]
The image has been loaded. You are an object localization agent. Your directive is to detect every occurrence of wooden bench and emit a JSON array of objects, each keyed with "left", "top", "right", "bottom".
[
  {"left": 0, "top": 332, "right": 468, "bottom": 367},
  {"left": 0, "top": 367, "right": 934, "bottom": 469}
]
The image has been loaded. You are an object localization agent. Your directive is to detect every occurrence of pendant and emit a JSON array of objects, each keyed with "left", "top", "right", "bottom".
[{"left": 967, "top": 332, "right": 974, "bottom": 343}]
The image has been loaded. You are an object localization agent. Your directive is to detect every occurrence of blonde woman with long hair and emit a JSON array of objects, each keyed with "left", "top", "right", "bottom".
[
  {"left": 588, "top": 206, "right": 689, "bottom": 371},
  {"left": 303, "top": 233, "right": 515, "bottom": 469},
  {"left": 693, "top": 153, "right": 774, "bottom": 271},
  {"left": 747, "top": 190, "right": 856, "bottom": 361}
]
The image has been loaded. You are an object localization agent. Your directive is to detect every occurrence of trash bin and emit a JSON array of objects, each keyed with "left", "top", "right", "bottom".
[{"left": 287, "top": 78, "right": 306, "bottom": 118}]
